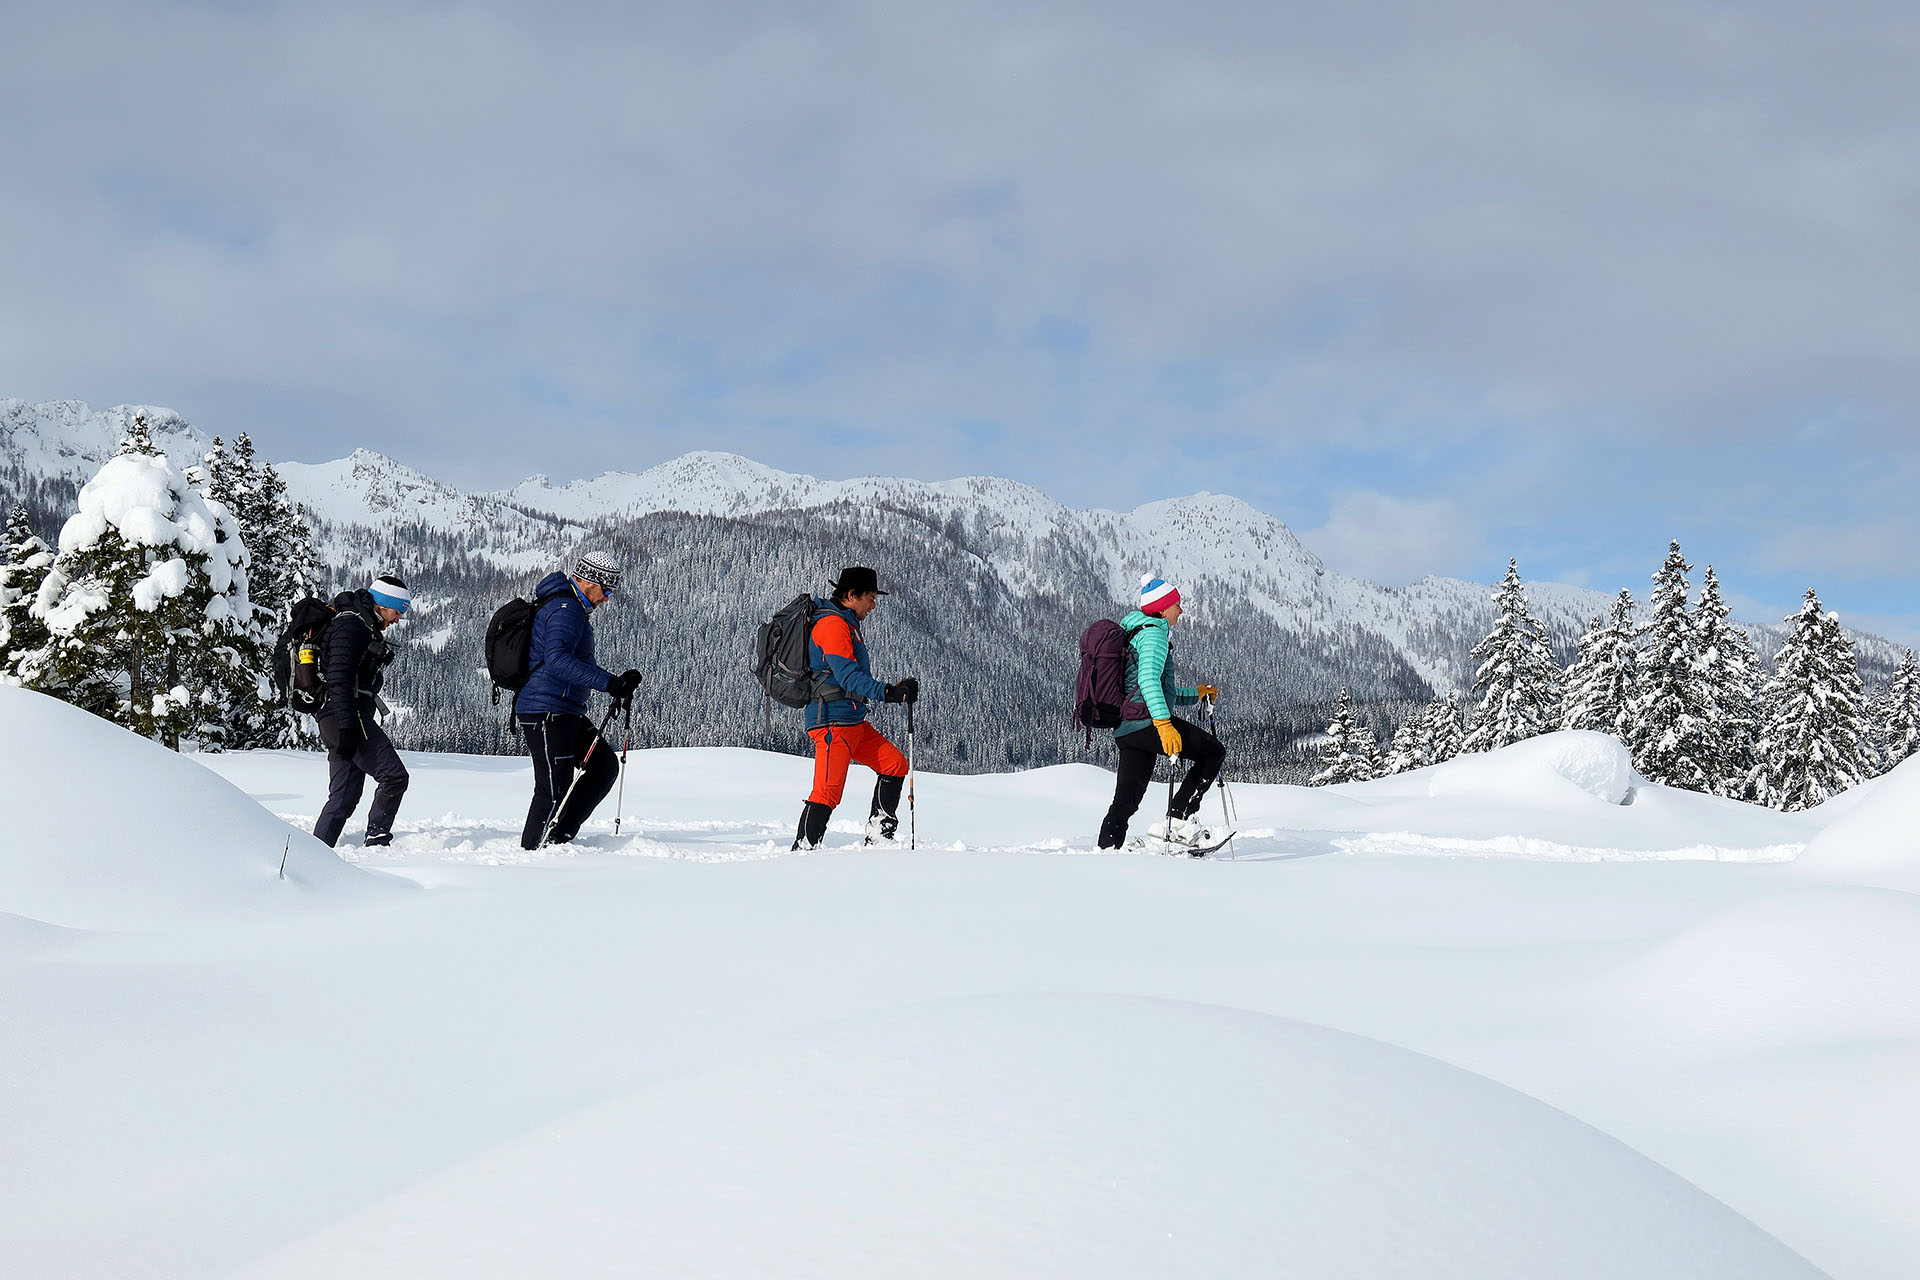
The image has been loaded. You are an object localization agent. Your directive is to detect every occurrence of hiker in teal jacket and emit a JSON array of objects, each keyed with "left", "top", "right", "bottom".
[{"left": 1098, "top": 575, "right": 1227, "bottom": 849}]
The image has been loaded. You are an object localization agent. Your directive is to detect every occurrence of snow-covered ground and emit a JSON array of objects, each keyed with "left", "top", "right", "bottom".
[{"left": 6, "top": 685, "right": 1919, "bottom": 1278}]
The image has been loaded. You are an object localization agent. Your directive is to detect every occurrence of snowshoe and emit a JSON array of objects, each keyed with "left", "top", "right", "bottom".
[{"left": 1127, "top": 817, "right": 1235, "bottom": 858}]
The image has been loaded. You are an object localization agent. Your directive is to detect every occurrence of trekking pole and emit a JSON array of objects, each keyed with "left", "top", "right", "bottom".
[
  {"left": 906, "top": 697, "right": 917, "bottom": 851},
  {"left": 1165, "top": 747, "right": 1181, "bottom": 845},
  {"left": 612, "top": 697, "right": 633, "bottom": 837},
  {"left": 540, "top": 700, "right": 623, "bottom": 848},
  {"left": 1204, "top": 695, "right": 1238, "bottom": 858}
]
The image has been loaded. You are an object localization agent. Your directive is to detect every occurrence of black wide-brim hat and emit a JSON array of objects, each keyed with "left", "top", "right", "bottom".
[{"left": 832, "top": 566, "right": 888, "bottom": 596}]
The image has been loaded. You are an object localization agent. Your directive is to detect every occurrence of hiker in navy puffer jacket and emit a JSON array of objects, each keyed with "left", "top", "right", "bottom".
[{"left": 516, "top": 550, "right": 643, "bottom": 849}]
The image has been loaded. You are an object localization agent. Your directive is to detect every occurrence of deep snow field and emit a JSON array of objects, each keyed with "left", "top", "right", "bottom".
[{"left": 5, "top": 683, "right": 1920, "bottom": 1279}]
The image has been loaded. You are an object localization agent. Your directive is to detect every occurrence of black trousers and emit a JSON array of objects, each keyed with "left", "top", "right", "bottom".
[
  {"left": 315, "top": 712, "right": 410, "bottom": 848},
  {"left": 1099, "top": 716, "right": 1225, "bottom": 848},
  {"left": 520, "top": 712, "right": 620, "bottom": 849}
]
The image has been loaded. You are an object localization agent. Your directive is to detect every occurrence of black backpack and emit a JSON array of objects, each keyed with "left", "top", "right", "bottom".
[
  {"left": 485, "top": 587, "right": 571, "bottom": 706},
  {"left": 272, "top": 596, "right": 338, "bottom": 716},
  {"left": 753, "top": 592, "right": 821, "bottom": 710}
]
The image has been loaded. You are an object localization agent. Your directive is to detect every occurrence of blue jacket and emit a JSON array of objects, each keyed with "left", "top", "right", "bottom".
[
  {"left": 804, "top": 597, "right": 891, "bottom": 730},
  {"left": 514, "top": 572, "right": 614, "bottom": 717}
]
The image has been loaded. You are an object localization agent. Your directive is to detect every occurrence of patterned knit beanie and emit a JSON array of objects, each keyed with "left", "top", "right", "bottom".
[
  {"left": 1139, "top": 574, "right": 1181, "bottom": 614},
  {"left": 574, "top": 550, "right": 622, "bottom": 591}
]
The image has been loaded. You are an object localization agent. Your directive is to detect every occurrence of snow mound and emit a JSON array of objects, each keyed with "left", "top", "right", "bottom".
[
  {"left": 0, "top": 686, "right": 398, "bottom": 931},
  {"left": 238, "top": 994, "right": 1818, "bottom": 1280},
  {"left": 1789, "top": 753, "right": 1920, "bottom": 892},
  {"left": 1587, "top": 887, "right": 1920, "bottom": 1055},
  {"left": 1423, "top": 729, "right": 1636, "bottom": 806}
]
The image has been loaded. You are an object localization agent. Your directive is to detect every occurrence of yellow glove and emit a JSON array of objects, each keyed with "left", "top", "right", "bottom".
[
  {"left": 1196, "top": 684, "right": 1220, "bottom": 702},
  {"left": 1154, "top": 719, "right": 1183, "bottom": 755}
]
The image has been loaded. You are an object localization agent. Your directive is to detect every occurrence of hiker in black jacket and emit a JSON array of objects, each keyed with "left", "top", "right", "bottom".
[{"left": 314, "top": 575, "right": 413, "bottom": 848}]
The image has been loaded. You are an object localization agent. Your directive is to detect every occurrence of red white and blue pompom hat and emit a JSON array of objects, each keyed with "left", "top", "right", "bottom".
[
  {"left": 1139, "top": 574, "right": 1181, "bottom": 614},
  {"left": 368, "top": 576, "right": 412, "bottom": 614}
]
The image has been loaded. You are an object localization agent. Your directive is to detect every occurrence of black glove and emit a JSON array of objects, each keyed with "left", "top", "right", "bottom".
[
  {"left": 885, "top": 676, "right": 920, "bottom": 704},
  {"left": 331, "top": 724, "right": 365, "bottom": 759},
  {"left": 608, "top": 669, "right": 642, "bottom": 702}
]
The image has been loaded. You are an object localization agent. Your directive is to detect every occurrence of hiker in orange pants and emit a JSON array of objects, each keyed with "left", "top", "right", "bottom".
[{"left": 791, "top": 566, "right": 918, "bottom": 849}]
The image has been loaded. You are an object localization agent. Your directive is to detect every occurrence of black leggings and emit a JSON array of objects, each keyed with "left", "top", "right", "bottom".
[
  {"left": 519, "top": 712, "right": 621, "bottom": 849},
  {"left": 1099, "top": 717, "right": 1225, "bottom": 848}
]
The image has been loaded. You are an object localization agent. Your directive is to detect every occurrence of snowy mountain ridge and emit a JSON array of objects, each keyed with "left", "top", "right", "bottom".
[
  {"left": 3, "top": 398, "right": 1906, "bottom": 769},
  {"left": 1, "top": 397, "right": 211, "bottom": 478},
  {"left": 491, "top": 449, "right": 1605, "bottom": 691}
]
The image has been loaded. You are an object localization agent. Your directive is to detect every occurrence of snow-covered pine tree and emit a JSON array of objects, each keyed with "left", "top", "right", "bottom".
[
  {"left": 1625, "top": 542, "right": 1716, "bottom": 793},
  {"left": 0, "top": 505, "right": 56, "bottom": 678},
  {"left": 1462, "top": 559, "right": 1562, "bottom": 753},
  {"left": 21, "top": 428, "right": 256, "bottom": 750},
  {"left": 1748, "top": 590, "right": 1873, "bottom": 811},
  {"left": 1425, "top": 691, "right": 1465, "bottom": 764},
  {"left": 1312, "top": 688, "right": 1378, "bottom": 784},
  {"left": 249, "top": 455, "right": 319, "bottom": 626},
  {"left": 1381, "top": 714, "right": 1426, "bottom": 775},
  {"left": 1561, "top": 590, "right": 1638, "bottom": 741},
  {"left": 200, "top": 435, "right": 239, "bottom": 509},
  {"left": 193, "top": 433, "right": 310, "bottom": 747},
  {"left": 1693, "top": 565, "right": 1764, "bottom": 797},
  {"left": 115, "top": 411, "right": 157, "bottom": 457},
  {"left": 1872, "top": 650, "right": 1920, "bottom": 772}
]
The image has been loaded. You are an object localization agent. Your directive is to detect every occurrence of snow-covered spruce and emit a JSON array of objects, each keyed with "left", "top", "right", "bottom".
[
  {"left": 1694, "top": 565, "right": 1764, "bottom": 797},
  {"left": 1312, "top": 687, "right": 1379, "bottom": 784},
  {"left": 0, "top": 503, "right": 55, "bottom": 679},
  {"left": 1626, "top": 543, "right": 1716, "bottom": 794},
  {"left": 1748, "top": 590, "right": 1873, "bottom": 811},
  {"left": 1562, "top": 589, "right": 1639, "bottom": 742},
  {"left": 1872, "top": 649, "right": 1920, "bottom": 772},
  {"left": 1422, "top": 689, "right": 1466, "bottom": 765},
  {"left": 19, "top": 417, "right": 257, "bottom": 749},
  {"left": 199, "top": 433, "right": 321, "bottom": 747},
  {"left": 1462, "top": 559, "right": 1562, "bottom": 753},
  {"left": 1380, "top": 712, "right": 1426, "bottom": 776}
]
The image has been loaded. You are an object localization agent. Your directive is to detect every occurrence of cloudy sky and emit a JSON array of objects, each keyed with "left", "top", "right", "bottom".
[{"left": 4, "top": 1, "right": 1916, "bottom": 637}]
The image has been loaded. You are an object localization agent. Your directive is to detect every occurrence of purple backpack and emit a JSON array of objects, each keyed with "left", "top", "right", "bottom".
[{"left": 1076, "top": 619, "right": 1150, "bottom": 742}]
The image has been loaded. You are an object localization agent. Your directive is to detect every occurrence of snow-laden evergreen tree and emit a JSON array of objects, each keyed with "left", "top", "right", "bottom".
[
  {"left": 191, "top": 434, "right": 315, "bottom": 747},
  {"left": 0, "top": 505, "right": 56, "bottom": 679},
  {"left": 1380, "top": 714, "right": 1426, "bottom": 775},
  {"left": 114, "top": 411, "right": 157, "bottom": 457},
  {"left": 200, "top": 435, "right": 240, "bottom": 509},
  {"left": 20, "top": 426, "right": 257, "bottom": 750},
  {"left": 1462, "top": 559, "right": 1562, "bottom": 753},
  {"left": 1561, "top": 591, "right": 1638, "bottom": 740},
  {"left": 1424, "top": 691, "right": 1465, "bottom": 764},
  {"left": 1625, "top": 543, "right": 1716, "bottom": 793},
  {"left": 1748, "top": 590, "right": 1873, "bottom": 811},
  {"left": 1870, "top": 650, "right": 1920, "bottom": 772},
  {"left": 250, "top": 461, "right": 319, "bottom": 626},
  {"left": 1693, "top": 565, "right": 1764, "bottom": 796},
  {"left": 1312, "top": 688, "right": 1379, "bottom": 784}
]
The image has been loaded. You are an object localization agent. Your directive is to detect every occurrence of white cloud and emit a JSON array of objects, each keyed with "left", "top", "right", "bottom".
[{"left": 1297, "top": 490, "right": 1486, "bottom": 587}]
